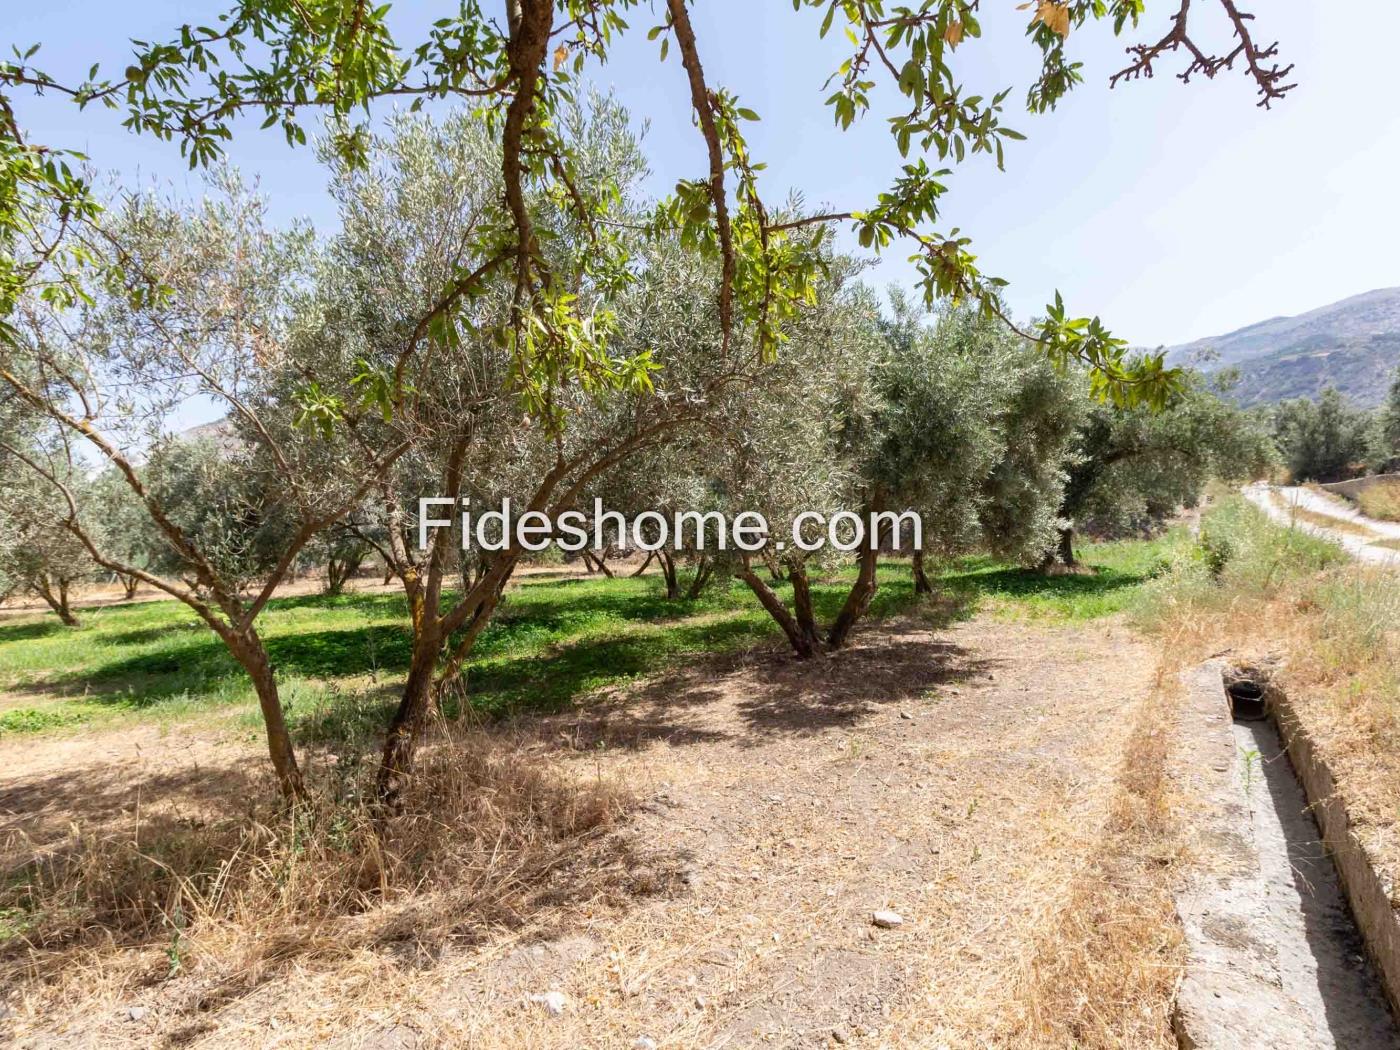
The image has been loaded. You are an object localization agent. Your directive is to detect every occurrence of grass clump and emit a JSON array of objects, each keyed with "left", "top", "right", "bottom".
[
  {"left": 1357, "top": 479, "right": 1400, "bottom": 522},
  {"left": 0, "top": 706, "right": 90, "bottom": 735},
  {"left": 1, "top": 726, "right": 644, "bottom": 1020}
]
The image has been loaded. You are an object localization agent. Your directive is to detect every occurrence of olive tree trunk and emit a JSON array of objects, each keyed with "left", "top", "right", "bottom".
[
  {"left": 33, "top": 575, "right": 79, "bottom": 627},
  {"left": 227, "top": 629, "right": 304, "bottom": 799},
  {"left": 911, "top": 550, "right": 933, "bottom": 595}
]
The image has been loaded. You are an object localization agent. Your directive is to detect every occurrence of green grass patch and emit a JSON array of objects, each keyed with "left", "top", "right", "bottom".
[
  {"left": 940, "top": 532, "right": 1186, "bottom": 621},
  {"left": 0, "top": 537, "right": 1180, "bottom": 740},
  {"left": 0, "top": 706, "right": 94, "bottom": 735}
]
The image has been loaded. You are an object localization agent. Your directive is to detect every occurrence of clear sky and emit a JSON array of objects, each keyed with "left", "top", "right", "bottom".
[{"left": 9, "top": 1, "right": 1400, "bottom": 349}]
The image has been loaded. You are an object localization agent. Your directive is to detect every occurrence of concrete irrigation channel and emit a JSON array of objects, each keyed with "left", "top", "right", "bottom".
[{"left": 1173, "top": 659, "right": 1400, "bottom": 1048}]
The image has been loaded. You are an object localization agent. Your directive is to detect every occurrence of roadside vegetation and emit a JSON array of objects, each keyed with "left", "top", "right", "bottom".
[
  {"left": 1137, "top": 494, "right": 1400, "bottom": 886},
  {"left": 1270, "top": 369, "right": 1400, "bottom": 481},
  {"left": 1357, "top": 479, "right": 1400, "bottom": 521}
]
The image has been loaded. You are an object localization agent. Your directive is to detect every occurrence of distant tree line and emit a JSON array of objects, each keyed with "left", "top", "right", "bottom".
[{"left": 1268, "top": 373, "right": 1400, "bottom": 483}]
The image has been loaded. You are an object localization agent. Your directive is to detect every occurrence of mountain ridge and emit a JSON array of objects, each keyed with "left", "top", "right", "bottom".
[{"left": 1163, "top": 287, "right": 1400, "bottom": 407}]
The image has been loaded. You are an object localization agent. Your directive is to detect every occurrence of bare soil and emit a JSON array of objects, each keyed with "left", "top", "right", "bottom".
[{"left": 1, "top": 613, "right": 1181, "bottom": 1048}]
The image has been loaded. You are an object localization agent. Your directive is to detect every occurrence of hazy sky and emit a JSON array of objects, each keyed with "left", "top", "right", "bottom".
[{"left": 10, "top": 1, "right": 1400, "bottom": 348}]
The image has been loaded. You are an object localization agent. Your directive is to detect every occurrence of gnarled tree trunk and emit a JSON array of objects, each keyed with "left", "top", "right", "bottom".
[
  {"left": 737, "top": 559, "right": 818, "bottom": 659},
  {"left": 1039, "top": 526, "right": 1077, "bottom": 572},
  {"left": 912, "top": 550, "right": 933, "bottom": 595},
  {"left": 828, "top": 542, "right": 878, "bottom": 650},
  {"left": 33, "top": 575, "right": 79, "bottom": 627},
  {"left": 377, "top": 611, "right": 442, "bottom": 810},
  {"left": 658, "top": 549, "right": 680, "bottom": 599},
  {"left": 227, "top": 629, "right": 304, "bottom": 800},
  {"left": 685, "top": 554, "right": 714, "bottom": 600}
]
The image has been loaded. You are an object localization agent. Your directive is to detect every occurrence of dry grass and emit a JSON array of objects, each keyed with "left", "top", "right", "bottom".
[
  {"left": 1269, "top": 491, "right": 1378, "bottom": 537},
  {"left": 988, "top": 669, "right": 1184, "bottom": 1048},
  {"left": 1357, "top": 480, "right": 1400, "bottom": 522},
  {"left": 1, "top": 725, "right": 644, "bottom": 1037},
  {"left": 1137, "top": 495, "right": 1400, "bottom": 890}
]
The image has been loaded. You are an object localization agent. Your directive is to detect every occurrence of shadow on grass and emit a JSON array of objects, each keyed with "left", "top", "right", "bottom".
[
  {"left": 940, "top": 557, "right": 1155, "bottom": 606},
  {"left": 0, "top": 619, "right": 70, "bottom": 644},
  {"left": 43, "top": 566, "right": 949, "bottom": 730},
  {"left": 528, "top": 596, "right": 984, "bottom": 753}
]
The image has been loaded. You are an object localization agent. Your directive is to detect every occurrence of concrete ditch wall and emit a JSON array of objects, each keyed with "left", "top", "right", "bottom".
[
  {"left": 1271, "top": 685, "right": 1400, "bottom": 1018},
  {"left": 1321, "top": 473, "right": 1400, "bottom": 501},
  {"left": 1171, "top": 660, "right": 1400, "bottom": 1048}
]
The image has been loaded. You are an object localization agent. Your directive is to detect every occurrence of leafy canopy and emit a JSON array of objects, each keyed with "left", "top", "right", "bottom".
[{"left": 3, "top": 0, "right": 1293, "bottom": 409}]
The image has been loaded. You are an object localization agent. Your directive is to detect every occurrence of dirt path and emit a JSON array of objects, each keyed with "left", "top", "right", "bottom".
[
  {"left": 1245, "top": 483, "right": 1400, "bottom": 568},
  {"left": 4, "top": 614, "right": 1178, "bottom": 1048}
]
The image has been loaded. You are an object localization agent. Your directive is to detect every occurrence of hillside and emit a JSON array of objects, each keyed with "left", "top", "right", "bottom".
[{"left": 1165, "top": 288, "right": 1400, "bottom": 407}]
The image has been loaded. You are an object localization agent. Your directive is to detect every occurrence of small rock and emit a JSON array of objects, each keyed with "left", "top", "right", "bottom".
[
  {"left": 529, "top": 990, "right": 569, "bottom": 1017},
  {"left": 899, "top": 710, "right": 913, "bottom": 720},
  {"left": 633, "top": 1038, "right": 658, "bottom": 1050},
  {"left": 832, "top": 1028, "right": 851, "bottom": 1044},
  {"left": 127, "top": 1006, "right": 148, "bottom": 1022},
  {"left": 871, "top": 910, "right": 904, "bottom": 929}
]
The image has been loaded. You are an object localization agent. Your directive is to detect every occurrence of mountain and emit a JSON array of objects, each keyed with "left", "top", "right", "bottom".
[{"left": 1164, "top": 287, "right": 1400, "bottom": 407}]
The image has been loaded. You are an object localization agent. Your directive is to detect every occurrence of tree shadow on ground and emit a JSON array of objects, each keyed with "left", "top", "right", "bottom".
[
  {"left": 0, "top": 619, "right": 69, "bottom": 644},
  {"left": 526, "top": 593, "right": 983, "bottom": 753}
]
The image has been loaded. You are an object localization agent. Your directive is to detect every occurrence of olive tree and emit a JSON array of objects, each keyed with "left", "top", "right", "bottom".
[
  {"left": 0, "top": 454, "right": 96, "bottom": 625},
  {"left": 0, "top": 182, "right": 408, "bottom": 798},
  {"left": 1372, "top": 369, "right": 1400, "bottom": 474},
  {"left": 704, "top": 281, "right": 1082, "bottom": 657},
  {"left": 1271, "top": 387, "right": 1374, "bottom": 485},
  {"left": 1048, "top": 371, "right": 1275, "bottom": 567},
  {"left": 5, "top": 0, "right": 1297, "bottom": 418},
  {"left": 268, "top": 99, "right": 751, "bottom": 804}
]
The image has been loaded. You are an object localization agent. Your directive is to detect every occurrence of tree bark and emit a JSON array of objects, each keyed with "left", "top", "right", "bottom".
[
  {"left": 912, "top": 550, "right": 933, "bottom": 595},
  {"left": 737, "top": 561, "right": 817, "bottom": 658},
  {"left": 325, "top": 554, "right": 361, "bottom": 595},
  {"left": 658, "top": 549, "right": 679, "bottom": 599},
  {"left": 582, "top": 550, "right": 613, "bottom": 576},
  {"left": 685, "top": 555, "right": 713, "bottom": 600},
  {"left": 1057, "top": 527, "right": 1076, "bottom": 567},
  {"left": 761, "top": 547, "right": 785, "bottom": 584},
  {"left": 377, "top": 617, "right": 442, "bottom": 809},
  {"left": 228, "top": 630, "right": 304, "bottom": 800},
  {"left": 789, "top": 566, "right": 822, "bottom": 652},
  {"left": 629, "top": 550, "right": 656, "bottom": 577},
  {"left": 119, "top": 573, "right": 140, "bottom": 601},
  {"left": 827, "top": 543, "right": 879, "bottom": 650},
  {"left": 34, "top": 576, "right": 79, "bottom": 626}
]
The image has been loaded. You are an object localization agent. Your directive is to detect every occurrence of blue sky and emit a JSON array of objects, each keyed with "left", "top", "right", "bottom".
[{"left": 9, "top": 1, "right": 1400, "bottom": 349}]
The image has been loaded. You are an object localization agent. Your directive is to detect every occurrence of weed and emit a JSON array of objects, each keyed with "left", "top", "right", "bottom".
[{"left": 1239, "top": 746, "right": 1262, "bottom": 796}]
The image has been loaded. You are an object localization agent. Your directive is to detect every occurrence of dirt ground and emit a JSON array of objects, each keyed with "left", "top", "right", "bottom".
[{"left": 1, "top": 613, "right": 1181, "bottom": 1048}]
